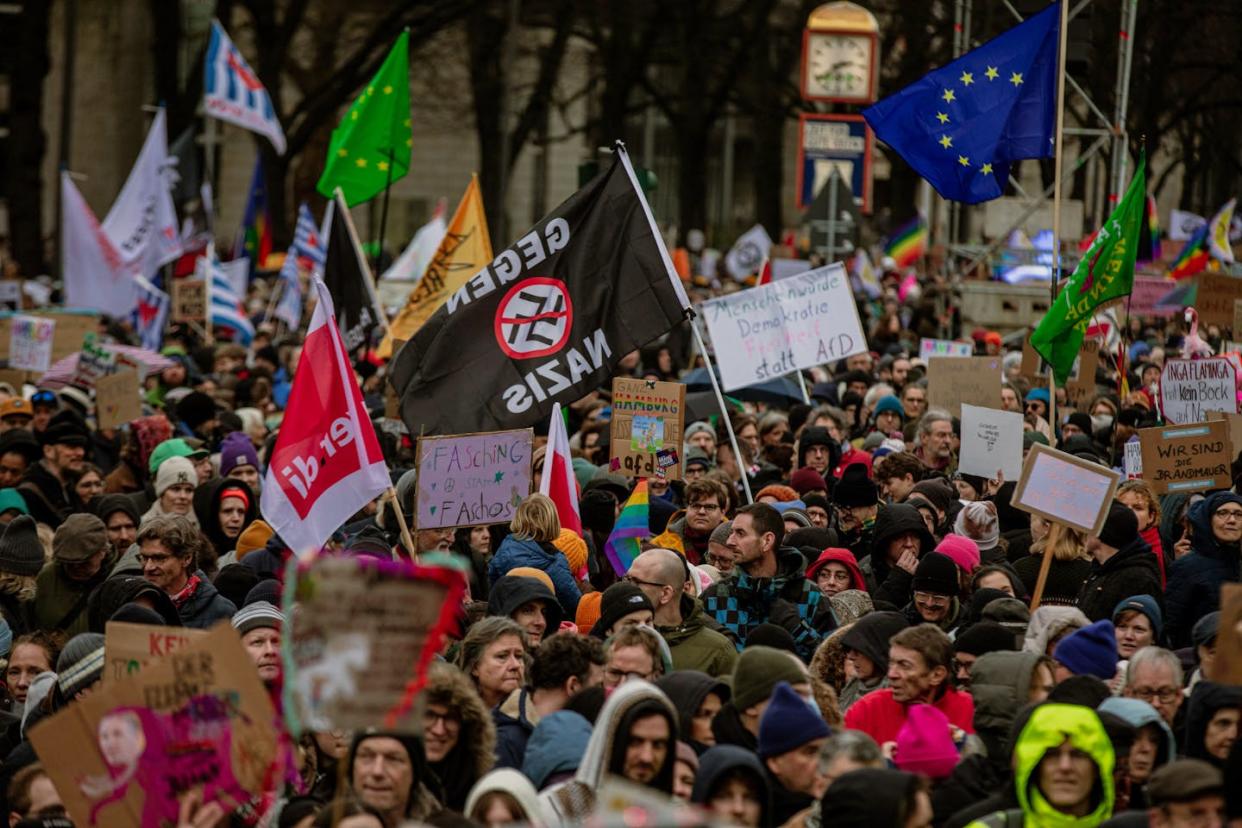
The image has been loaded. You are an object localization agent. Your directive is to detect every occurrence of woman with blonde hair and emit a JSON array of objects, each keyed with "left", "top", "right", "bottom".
[
  {"left": 1011, "top": 514, "right": 1092, "bottom": 606},
  {"left": 485, "top": 494, "right": 581, "bottom": 614}
]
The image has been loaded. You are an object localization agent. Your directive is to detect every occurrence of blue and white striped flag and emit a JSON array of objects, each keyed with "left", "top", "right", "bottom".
[
  {"left": 203, "top": 20, "right": 286, "bottom": 155},
  {"left": 131, "top": 276, "right": 170, "bottom": 352},
  {"left": 274, "top": 203, "right": 326, "bottom": 329},
  {"left": 198, "top": 255, "right": 255, "bottom": 344}
]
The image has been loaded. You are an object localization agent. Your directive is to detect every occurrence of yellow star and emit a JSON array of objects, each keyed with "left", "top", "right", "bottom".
[
  {"left": 406, "top": 138, "right": 413, "bottom": 146},
  {"left": 383, "top": 85, "right": 393, "bottom": 94},
  {"left": 958, "top": 155, "right": 970, "bottom": 167},
  {"left": 936, "top": 112, "right": 950, "bottom": 124},
  {"left": 942, "top": 88, "right": 956, "bottom": 103},
  {"left": 938, "top": 135, "right": 953, "bottom": 149},
  {"left": 355, "top": 158, "right": 367, "bottom": 168},
  {"left": 404, "top": 119, "right": 411, "bottom": 127},
  {"left": 985, "top": 65, "right": 999, "bottom": 80},
  {"left": 980, "top": 163, "right": 993, "bottom": 175},
  {"left": 337, "top": 148, "right": 348, "bottom": 157},
  {"left": 367, "top": 85, "right": 374, "bottom": 95},
  {"left": 350, "top": 110, "right": 358, "bottom": 121},
  {"left": 377, "top": 161, "right": 390, "bottom": 171},
  {"left": 960, "top": 71, "right": 974, "bottom": 86},
  {"left": 1010, "top": 72, "right": 1024, "bottom": 86}
]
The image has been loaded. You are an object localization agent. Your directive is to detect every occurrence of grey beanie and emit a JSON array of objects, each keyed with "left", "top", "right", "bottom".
[
  {"left": 709, "top": 521, "right": 732, "bottom": 546},
  {"left": 0, "top": 515, "right": 44, "bottom": 577},
  {"left": 56, "top": 632, "right": 105, "bottom": 699}
]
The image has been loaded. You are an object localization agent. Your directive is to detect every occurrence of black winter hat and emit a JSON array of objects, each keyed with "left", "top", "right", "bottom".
[
  {"left": 91, "top": 493, "right": 141, "bottom": 531},
  {"left": 592, "top": 581, "right": 654, "bottom": 639},
  {"left": 912, "top": 552, "right": 958, "bottom": 596},
  {"left": 39, "top": 410, "right": 89, "bottom": 447},
  {"left": 833, "top": 463, "right": 878, "bottom": 508},
  {"left": 1066, "top": 412, "right": 1094, "bottom": 437},
  {"left": 176, "top": 391, "right": 218, "bottom": 432},
  {"left": 487, "top": 574, "right": 564, "bottom": 632},
  {"left": 0, "top": 428, "right": 40, "bottom": 464},
  {"left": 0, "top": 515, "right": 44, "bottom": 577},
  {"left": 953, "top": 620, "right": 1018, "bottom": 657},
  {"left": 797, "top": 426, "right": 840, "bottom": 472},
  {"left": 1098, "top": 500, "right": 1140, "bottom": 549},
  {"left": 213, "top": 563, "right": 260, "bottom": 610}
]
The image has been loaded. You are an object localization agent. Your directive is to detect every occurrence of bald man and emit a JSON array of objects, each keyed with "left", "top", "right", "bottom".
[{"left": 626, "top": 548, "right": 737, "bottom": 677}]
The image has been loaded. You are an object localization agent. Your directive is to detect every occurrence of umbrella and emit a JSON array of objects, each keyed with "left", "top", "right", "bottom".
[
  {"left": 38, "top": 344, "right": 175, "bottom": 389},
  {"left": 681, "top": 367, "right": 805, "bottom": 405},
  {"left": 685, "top": 390, "right": 744, "bottom": 423}
]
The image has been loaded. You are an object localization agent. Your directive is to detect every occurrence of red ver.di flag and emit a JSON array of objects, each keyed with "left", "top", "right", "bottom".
[{"left": 261, "top": 276, "right": 390, "bottom": 555}]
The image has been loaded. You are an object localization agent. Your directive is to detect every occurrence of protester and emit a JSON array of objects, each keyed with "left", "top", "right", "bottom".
[
  {"left": 135, "top": 515, "right": 235, "bottom": 628},
  {"left": 232, "top": 600, "right": 282, "bottom": 686},
  {"left": 420, "top": 662, "right": 496, "bottom": 812},
  {"left": 31, "top": 513, "right": 113, "bottom": 636},
  {"left": 1077, "top": 501, "right": 1162, "bottom": 621},
  {"left": 487, "top": 574, "right": 563, "bottom": 649},
  {"left": 691, "top": 745, "right": 771, "bottom": 827},
  {"left": 757, "top": 681, "right": 831, "bottom": 824},
  {"left": 1165, "top": 491, "right": 1242, "bottom": 646},
  {"left": 346, "top": 731, "right": 443, "bottom": 826},
  {"left": 456, "top": 617, "right": 528, "bottom": 709}
]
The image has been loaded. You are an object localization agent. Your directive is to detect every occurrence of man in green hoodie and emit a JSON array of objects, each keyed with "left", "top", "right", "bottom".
[{"left": 627, "top": 548, "right": 736, "bottom": 677}]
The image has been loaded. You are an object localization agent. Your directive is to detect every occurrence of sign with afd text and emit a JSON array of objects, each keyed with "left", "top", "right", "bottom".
[
  {"left": 416, "top": 428, "right": 533, "bottom": 529},
  {"left": 1011, "top": 443, "right": 1120, "bottom": 535},
  {"left": 1159, "top": 357, "right": 1237, "bottom": 424},
  {"left": 699, "top": 262, "right": 867, "bottom": 393},
  {"left": 610, "top": 378, "right": 686, "bottom": 480},
  {"left": 1138, "top": 420, "right": 1232, "bottom": 494}
]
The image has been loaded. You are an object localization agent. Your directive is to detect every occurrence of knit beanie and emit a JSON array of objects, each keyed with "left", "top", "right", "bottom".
[
  {"left": 0, "top": 489, "right": 28, "bottom": 518},
  {"left": 953, "top": 621, "right": 1018, "bottom": 657},
  {"left": 650, "top": 530, "right": 686, "bottom": 558},
  {"left": 219, "top": 431, "right": 260, "bottom": 477},
  {"left": 908, "top": 478, "right": 954, "bottom": 515},
  {"left": 709, "top": 521, "right": 732, "bottom": 546},
  {"left": 236, "top": 519, "right": 274, "bottom": 559},
  {"left": 552, "top": 529, "right": 588, "bottom": 576},
  {"left": 746, "top": 623, "right": 799, "bottom": 655},
  {"left": 176, "top": 391, "right": 218, "bottom": 432},
  {"left": 1112, "top": 595, "right": 1163, "bottom": 639},
  {"left": 595, "top": 582, "right": 654, "bottom": 637},
  {"left": 833, "top": 463, "right": 878, "bottom": 508},
  {"left": 954, "top": 501, "right": 1000, "bottom": 551},
  {"left": 52, "top": 513, "right": 108, "bottom": 563},
  {"left": 1054, "top": 619, "right": 1120, "bottom": 679},
  {"left": 912, "top": 552, "right": 959, "bottom": 596},
  {"left": 935, "top": 534, "right": 981, "bottom": 575},
  {"left": 231, "top": 600, "right": 284, "bottom": 635},
  {"left": 245, "top": 578, "right": 282, "bottom": 607},
  {"left": 757, "top": 682, "right": 830, "bottom": 759},
  {"left": 57, "top": 632, "right": 105, "bottom": 698},
  {"left": 575, "top": 591, "right": 603, "bottom": 635},
  {"left": 894, "top": 704, "right": 960, "bottom": 779},
  {"left": 732, "top": 646, "right": 809, "bottom": 711},
  {"left": 155, "top": 455, "right": 197, "bottom": 497},
  {"left": 1098, "top": 501, "right": 1140, "bottom": 549},
  {"left": 0, "top": 515, "right": 45, "bottom": 576},
  {"left": 506, "top": 566, "right": 557, "bottom": 595},
  {"left": 873, "top": 395, "right": 905, "bottom": 419},
  {"left": 790, "top": 468, "right": 828, "bottom": 496}
]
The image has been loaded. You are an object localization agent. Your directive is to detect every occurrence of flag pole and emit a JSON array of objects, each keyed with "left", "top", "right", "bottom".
[
  {"left": 1047, "top": 0, "right": 1070, "bottom": 433},
  {"left": 690, "top": 318, "right": 755, "bottom": 504},
  {"left": 332, "top": 188, "right": 392, "bottom": 336},
  {"left": 375, "top": 147, "right": 395, "bottom": 278},
  {"left": 386, "top": 485, "right": 417, "bottom": 561}
]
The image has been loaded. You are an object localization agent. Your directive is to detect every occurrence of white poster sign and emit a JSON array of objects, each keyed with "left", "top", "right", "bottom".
[
  {"left": 1124, "top": 438, "right": 1142, "bottom": 479},
  {"left": 959, "top": 404, "right": 1024, "bottom": 481},
  {"left": 919, "top": 338, "right": 973, "bottom": 360},
  {"left": 1159, "top": 357, "right": 1237, "bottom": 424},
  {"left": 8, "top": 315, "right": 55, "bottom": 372}
]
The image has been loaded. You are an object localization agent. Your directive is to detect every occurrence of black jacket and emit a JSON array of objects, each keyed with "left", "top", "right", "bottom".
[
  {"left": 1013, "top": 554, "right": 1092, "bottom": 607},
  {"left": 1165, "top": 492, "right": 1242, "bottom": 647},
  {"left": 860, "top": 503, "right": 933, "bottom": 606},
  {"left": 1075, "top": 535, "right": 1161, "bottom": 621}
]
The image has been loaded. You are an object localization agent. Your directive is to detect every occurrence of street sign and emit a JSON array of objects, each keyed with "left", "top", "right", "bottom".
[{"left": 796, "top": 113, "right": 873, "bottom": 213}]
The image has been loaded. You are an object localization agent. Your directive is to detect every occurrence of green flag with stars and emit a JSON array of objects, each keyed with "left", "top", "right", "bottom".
[{"left": 316, "top": 31, "right": 411, "bottom": 206}]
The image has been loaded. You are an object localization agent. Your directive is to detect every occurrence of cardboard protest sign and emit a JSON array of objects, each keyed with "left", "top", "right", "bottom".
[
  {"left": 103, "top": 622, "right": 209, "bottom": 687},
  {"left": 0, "top": 310, "right": 97, "bottom": 363},
  {"left": 958, "top": 404, "right": 1023, "bottom": 480},
  {"left": 1196, "top": 272, "right": 1242, "bottom": 327},
  {"left": 284, "top": 554, "right": 467, "bottom": 732},
  {"left": 610, "top": 378, "right": 686, "bottom": 479},
  {"left": 700, "top": 263, "right": 866, "bottom": 392},
  {"left": 1063, "top": 340, "right": 1101, "bottom": 409},
  {"left": 1138, "top": 420, "right": 1232, "bottom": 494},
  {"left": 1127, "top": 276, "right": 1178, "bottom": 317},
  {"left": 8, "top": 314, "right": 55, "bottom": 372},
  {"left": 71, "top": 332, "right": 118, "bottom": 389},
  {"left": 1159, "top": 357, "right": 1237, "bottom": 424},
  {"left": 1020, "top": 334, "right": 1044, "bottom": 380},
  {"left": 1123, "top": 438, "right": 1142, "bottom": 479},
  {"left": 415, "top": 428, "right": 532, "bottom": 529},
  {"left": 919, "top": 339, "right": 973, "bottom": 360},
  {"left": 1218, "top": 583, "right": 1242, "bottom": 685},
  {"left": 171, "top": 278, "right": 207, "bottom": 322},
  {"left": 1011, "top": 442, "right": 1120, "bottom": 535},
  {"left": 29, "top": 623, "right": 279, "bottom": 828},
  {"left": 1206, "top": 409, "right": 1242, "bottom": 459},
  {"left": 1234, "top": 300, "right": 1242, "bottom": 334},
  {"left": 926, "top": 356, "right": 1002, "bottom": 417},
  {"left": 95, "top": 369, "right": 142, "bottom": 430}
]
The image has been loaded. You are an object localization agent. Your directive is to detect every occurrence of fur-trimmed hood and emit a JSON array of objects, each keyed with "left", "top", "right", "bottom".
[{"left": 424, "top": 661, "right": 497, "bottom": 809}]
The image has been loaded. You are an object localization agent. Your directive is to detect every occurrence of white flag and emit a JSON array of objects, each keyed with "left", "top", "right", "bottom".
[
  {"left": 102, "top": 108, "right": 182, "bottom": 279},
  {"left": 60, "top": 172, "right": 139, "bottom": 318},
  {"left": 380, "top": 199, "right": 448, "bottom": 281},
  {"left": 724, "top": 224, "right": 773, "bottom": 282}
]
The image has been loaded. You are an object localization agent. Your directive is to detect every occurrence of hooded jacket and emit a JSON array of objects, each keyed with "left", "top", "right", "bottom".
[
  {"left": 836, "top": 611, "right": 907, "bottom": 711},
  {"left": 176, "top": 570, "right": 237, "bottom": 629},
  {"left": 1075, "top": 535, "right": 1161, "bottom": 622},
  {"left": 821, "top": 767, "right": 924, "bottom": 828},
  {"left": 657, "top": 594, "right": 737, "bottom": 678},
  {"left": 539, "top": 680, "right": 678, "bottom": 826},
  {"left": 488, "top": 535, "right": 581, "bottom": 615},
  {"left": 657, "top": 670, "right": 731, "bottom": 752},
  {"left": 192, "top": 477, "right": 259, "bottom": 559},
  {"left": 689, "top": 745, "right": 771, "bottom": 827},
  {"left": 346, "top": 731, "right": 443, "bottom": 823},
  {"left": 806, "top": 549, "right": 867, "bottom": 592},
  {"left": 85, "top": 575, "right": 181, "bottom": 631},
  {"left": 464, "top": 768, "right": 544, "bottom": 826},
  {"left": 31, "top": 552, "right": 116, "bottom": 637},
  {"left": 493, "top": 687, "right": 539, "bottom": 770},
  {"left": 701, "top": 547, "right": 835, "bottom": 661},
  {"left": 1023, "top": 606, "right": 1090, "bottom": 655},
  {"left": 487, "top": 575, "right": 565, "bottom": 632},
  {"left": 1183, "top": 681, "right": 1242, "bottom": 769},
  {"left": 967, "top": 704, "right": 1114, "bottom": 828},
  {"left": 1097, "top": 696, "right": 1175, "bottom": 808},
  {"left": 1165, "top": 492, "right": 1242, "bottom": 647},
  {"left": 423, "top": 662, "right": 496, "bottom": 811},
  {"left": 797, "top": 427, "right": 840, "bottom": 475},
  {"left": 521, "top": 710, "right": 593, "bottom": 791},
  {"left": 859, "top": 503, "right": 935, "bottom": 606}
]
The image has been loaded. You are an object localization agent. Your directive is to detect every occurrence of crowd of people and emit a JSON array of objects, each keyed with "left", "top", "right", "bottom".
[{"left": 0, "top": 271, "right": 1237, "bottom": 828}]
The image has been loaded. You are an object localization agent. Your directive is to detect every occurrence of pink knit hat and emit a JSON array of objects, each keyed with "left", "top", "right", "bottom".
[
  {"left": 894, "top": 704, "right": 960, "bottom": 779},
  {"left": 935, "top": 534, "right": 981, "bottom": 574}
]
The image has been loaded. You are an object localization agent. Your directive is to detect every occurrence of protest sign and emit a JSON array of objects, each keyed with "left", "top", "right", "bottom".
[
  {"left": 1127, "top": 276, "right": 1178, "bottom": 317},
  {"left": 1206, "top": 410, "right": 1242, "bottom": 459},
  {"left": 1064, "top": 340, "right": 1101, "bottom": 409},
  {"left": 1012, "top": 443, "right": 1120, "bottom": 535},
  {"left": 1159, "top": 357, "right": 1237, "bottom": 424},
  {"left": 415, "top": 428, "right": 532, "bottom": 529},
  {"left": 1195, "top": 272, "right": 1242, "bottom": 327},
  {"left": 70, "top": 332, "right": 118, "bottom": 389},
  {"left": 171, "top": 278, "right": 207, "bottom": 322},
  {"left": 1123, "top": 438, "right": 1142, "bottom": 479},
  {"left": 1138, "top": 420, "right": 1232, "bottom": 494},
  {"left": 699, "top": 263, "right": 866, "bottom": 392},
  {"left": 0, "top": 310, "right": 98, "bottom": 363},
  {"left": 919, "top": 338, "right": 973, "bottom": 360},
  {"left": 771, "top": 258, "right": 811, "bottom": 281},
  {"left": 0, "top": 281, "right": 21, "bottom": 310},
  {"left": 610, "top": 378, "right": 686, "bottom": 479},
  {"left": 95, "top": 369, "right": 142, "bottom": 430},
  {"left": 1234, "top": 300, "right": 1242, "bottom": 334},
  {"left": 1219, "top": 584, "right": 1242, "bottom": 684},
  {"left": 30, "top": 623, "right": 279, "bottom": 828},
  {"left": 926, "top": 356, "right": 1003, "bottom": 417},
  {"left": 958, "top": 404, "right": 1023, "bottom": 480},
  {"left": 284, "top": 554, "right": 467, "bottom": 732},
  {"left": 8, "top": 315, "right": 54, "bottom": 372},
  {"left": 103, "top": 622, "right": 209, "bottom": 687}
]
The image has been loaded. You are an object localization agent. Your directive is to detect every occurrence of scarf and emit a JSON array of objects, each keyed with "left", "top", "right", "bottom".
[{"left": 169, "top": 574, "right": 202, "bottom": 608}]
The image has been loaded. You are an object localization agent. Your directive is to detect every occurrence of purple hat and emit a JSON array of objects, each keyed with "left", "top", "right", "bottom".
[{"left": 220, "top": 431, "right": 260, "bottom": 477}]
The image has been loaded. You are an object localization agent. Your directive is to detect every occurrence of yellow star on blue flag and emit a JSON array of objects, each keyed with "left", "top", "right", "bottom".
[{"left": 862, "top": 3, "right": 1060, "bottom": 204}]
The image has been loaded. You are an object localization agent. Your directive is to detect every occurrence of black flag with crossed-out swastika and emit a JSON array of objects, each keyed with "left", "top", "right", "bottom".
[{"left": 389, "top": 151, "right": 689, "bottom": 435}]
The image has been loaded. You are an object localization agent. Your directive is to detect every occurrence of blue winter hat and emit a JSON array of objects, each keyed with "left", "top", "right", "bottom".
[
  {"left": 1054, "top": 619, "right": 1119, "bottom": 680},
  {"left": 1025, "top": 387, "right": 1050, "bottom": 405},
  {"left": 1112, "top": 595, "right": 1163, "bottom": 640},
  {"left": 757, "top": 681, "right": 830, "bottom": 759},
  {"left": 873, "top": 395, "right": 905, "bottom": 419}
]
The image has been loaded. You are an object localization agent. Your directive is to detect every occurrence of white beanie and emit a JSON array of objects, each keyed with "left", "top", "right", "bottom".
[{"left": 155, "top": 455, "right": 197, "bottom": 497}]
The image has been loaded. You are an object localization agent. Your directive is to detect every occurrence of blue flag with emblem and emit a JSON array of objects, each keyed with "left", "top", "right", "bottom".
[{"left": 862, "top": 3, "right": 1060, "bottom": 204}]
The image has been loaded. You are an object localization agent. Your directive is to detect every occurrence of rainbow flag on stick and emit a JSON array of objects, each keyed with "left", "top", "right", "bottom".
[
  {"left": 1167, "top": 221, "right": 1209, "bottom": 280},
  {"left": 604, "top": 479, "right": 649, "bottom": 576},
  {"left": 885, "top": 215, "right": 928, "bottom": 268}
]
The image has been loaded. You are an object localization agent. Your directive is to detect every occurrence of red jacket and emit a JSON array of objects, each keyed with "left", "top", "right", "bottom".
[{"left": 843, "top": 687, "right": 975, "bottom": 745}]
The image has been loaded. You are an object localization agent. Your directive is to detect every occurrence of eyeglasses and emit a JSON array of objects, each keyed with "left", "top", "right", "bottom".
[
  {"left": 1213, "top": 509, "right": 1242, "bottom": 521},
  {"left": 136, "top": 553, "right": 174, "bottom": 565},
  {"left": 604, "top": 667, "right": 653, "bottom": 684},
  {"left": 623, "top": 574, "right": 667, "bottom": 590},
  {"left": 687, "top": 502, "right": 721, "bottom": 513},
  {"left": 1131, "top": 687, "right": 1180, "bottom": 704},
  {"left": 913, "top": 591, "right": 951, "bottom": 607}
]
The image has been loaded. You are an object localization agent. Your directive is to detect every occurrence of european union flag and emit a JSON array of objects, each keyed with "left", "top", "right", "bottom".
[{"left": 863, "top": 3, "right": 1060, "bottom": 204}]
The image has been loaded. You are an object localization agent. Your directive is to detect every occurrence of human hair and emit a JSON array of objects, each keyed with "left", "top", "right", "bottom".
[
  {"left": 735, "top": 503, "right": 784, "bottom": 549},
  {"left": 0, "top": 571, "right": 36, "bottom": 602},
  {"left": 135, "top": 515, "right": 199, "bottom": 564},
  {"left": 685, "top": 478, "right": 728, "bottom": 508},
  {"left": 703, "top": 470, "right": 739, "bottom": 515},
  {"left": 509, "top": 493, "right": 560, "bottom": 542},
  {"left": 891, "top": 623, "right": 953, "bottom": 672},
  {"left": 468, "top": 791, "right": 526, "bottom": 825},
  {"left": 874, "top": 452, "right": 924, "bottom": 484},
  {"left": 757, "top": 411, "right": 788, "bottom": 438},
  {"left": 919, "top": 409, "right": 953, "bottom": 436},
  {"left": 1125, "top": 646, "right": 1183, "bottom": 687},
  {"left": 863, "top": 384, "right": 896, "bottom": 410},
  {"left": 606, "top": 625, "right": 666, "bottom": 680},
  {"left": 7, "top": 763, "right": 49, "bottom": 816},
  {"left": 312, "top": 798, "right": 384, "bottom": 828},
  {"left": 1117, "top": 480, "right": 1161, "bottom": 524},
  {"left": 1031, "top": 519, "right": 1089, "bottom": 562},
  {"left": 530, "top": 632, "right": 605, "bottom": 691},
  {"left": 456, "top": 616, "right": 529, "bottom": 679},
  {"left": 817, "top": 730, "right": 883, "bottom": 771},
  {"left": 11, "top": 630, "right": 63, "bottom": 670},
  {"left": 808, "top": 404, "right": 846, "bottom": 433}
]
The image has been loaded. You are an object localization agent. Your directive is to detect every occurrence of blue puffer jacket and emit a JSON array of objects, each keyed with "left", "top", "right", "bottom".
[
  {"left": 520, "top": 710, "right": 593, "bottom": 790},
  {"left": 487, "top": 535, "right": 581, "bottom": 614},
  {"left": 1165, "top": 491, "right": 1242, "bottom": 647}
]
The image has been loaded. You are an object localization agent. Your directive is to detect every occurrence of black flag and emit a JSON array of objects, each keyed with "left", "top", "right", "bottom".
[
  {"left": 390, "top": 150, "right": 689, "bottom": 434},
  {"left": 322, "top": 190, "right": 379, "bottom": 353}
]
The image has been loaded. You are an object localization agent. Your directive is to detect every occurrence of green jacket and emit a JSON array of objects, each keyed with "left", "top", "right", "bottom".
[
  {"left": 658, "top": 595, "right": 738, "bottom": 678},
  {"left": 31, "top": 559, "right": 111, "bottom": 638},
  {"left": 968, "top": 703, "right": 1114, "bottom": 828}
]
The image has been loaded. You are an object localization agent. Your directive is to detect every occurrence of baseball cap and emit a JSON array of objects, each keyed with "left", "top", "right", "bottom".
[{"left": 0, "top": 399, "right": 32, "bottom": 421}]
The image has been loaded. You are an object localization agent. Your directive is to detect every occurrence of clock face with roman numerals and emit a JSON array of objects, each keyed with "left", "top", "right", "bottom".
[{"left": 804, "top": 32, "right": 875, "bottom": 102}]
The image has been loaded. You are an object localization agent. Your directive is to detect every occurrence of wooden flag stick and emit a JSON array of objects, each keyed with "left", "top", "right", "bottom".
[
  {"left": 1029, "top": 520, "right": 1059, "bottom": 611},
  {"left": 387, "top": 485, "right": 417, "bottom": 561}
]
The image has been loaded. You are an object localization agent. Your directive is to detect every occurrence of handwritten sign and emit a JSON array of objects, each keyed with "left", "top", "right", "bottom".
[
  {"left": 171, "top": 279, "right": 206, "bottom": 322},
  {"left": 699, "top": 263, "right": 866, "bottom": 392},
  {"left": 1011, "top": 443, "right": 1120, "bottom": 535},
  {"left": 30, "top": 623, "right": 279, "bottom": 828},
  {"left": 71, "top": 332, "right": 118, "bottom": 389},
  {"left": 285, "top": 555, "right": 466, "bottom": 732},
  {"left": 1064, "top": 340, "right": 1101, "bottom": 410},
  {"left": 1234, "top": 300, "right": 1242, "bottom": 334},
  {"left": 0, "top": 310, "right": 97, "bottom": 363},
  {"left": 1127, "top": 276, "right": 1179, "bottom": 317},
  {"left": 1195, "top": 272, "right": 1242, "bottom": 327},
  {"left": 8, "top": 315, "right": 55, "bottom": 372},
  {"left": 1159, "top": 357, "right": 1237, "bottom": 424},
  {"left": 1138, "top": 420, "right": 1232, "bottom": 494},
  {"left": 927, "top": 356, "right": 1003, "bottom": 417},
  {"left": 610, "top": 378, "right": 686, "bottom": 480},
  {"left": 919, "top": 339, "right": 973, "bottom": 360},
  {"left": 95, "top": 369, "right": 142, "bottom": 430},
  {"left": 415, "top": 428, "right": 532, "bottom": 529},
  {"left": 1123, "top": 438, "right": 1142, "bottom": 479},
  {"left": 103, "top": 622, "right": 209, "bottom": 687},
  {"left": 1206, "top": 410, "right": 1242, "bottom": 460},
  {"left": 959, "top": 404, "right": 1023, "bottom": 480}
]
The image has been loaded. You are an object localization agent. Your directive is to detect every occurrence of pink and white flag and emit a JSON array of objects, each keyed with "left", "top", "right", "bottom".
[
  {"left": 539, "top": 402, "right": 582, "bottom": 537},
  {"left": 60, "top": 172, "right": 139, "bottom": 318}
]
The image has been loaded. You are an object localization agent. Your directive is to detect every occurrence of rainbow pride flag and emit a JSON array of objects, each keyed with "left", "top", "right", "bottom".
[
  {"left": 1136, "top": 194, "right": 1161, "bottom": 263},
  {"left": 1168, "top": 221, "right": 1209, "bottom": 280},
  {"left": 885, "top": 215, "right": 928, "bottom": 268},
  {"left": 604, "top": 479, "right": 649, "bottom": 576}
]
